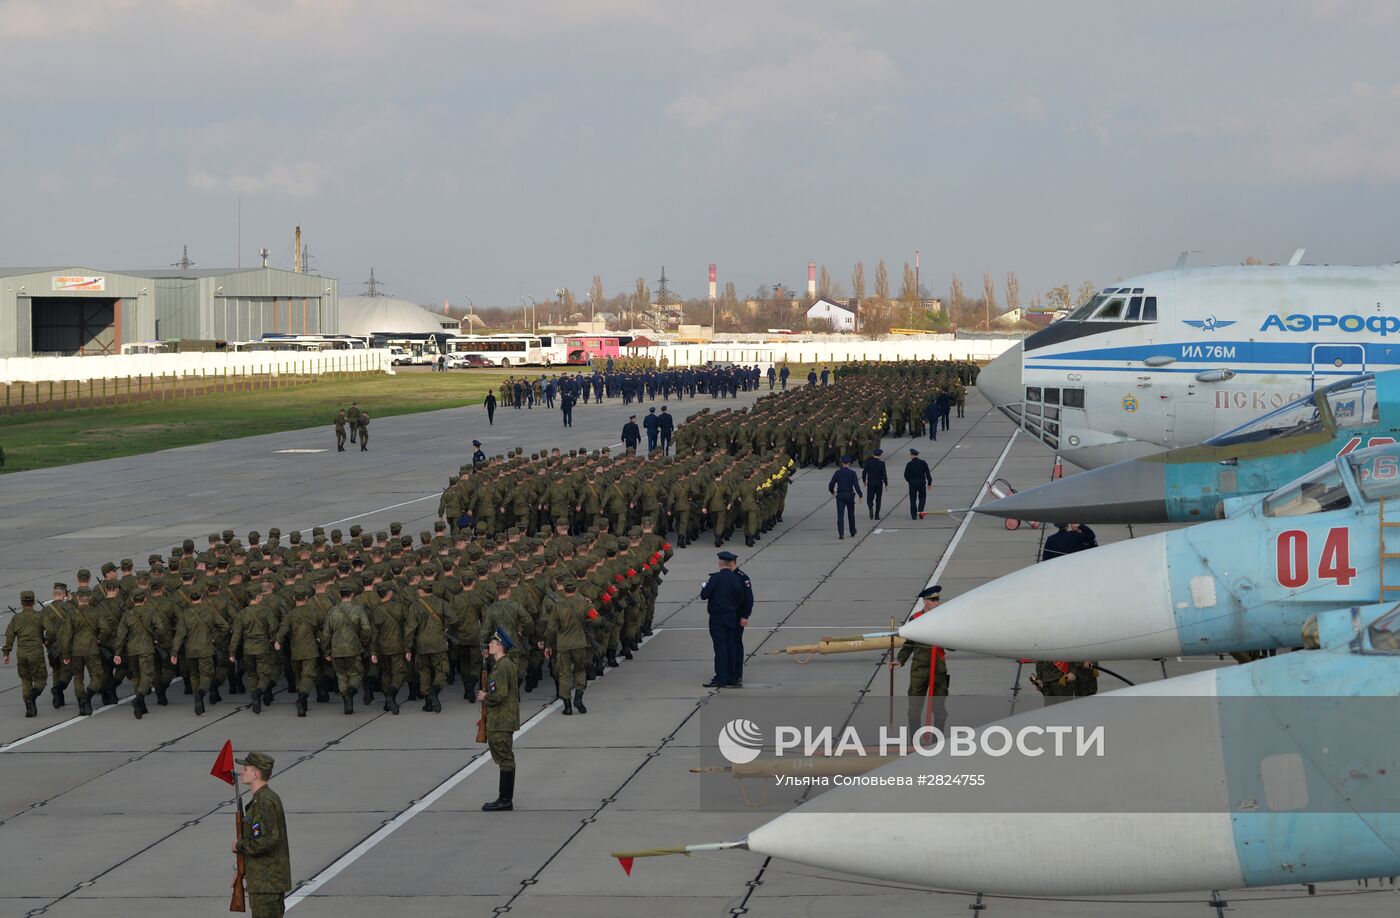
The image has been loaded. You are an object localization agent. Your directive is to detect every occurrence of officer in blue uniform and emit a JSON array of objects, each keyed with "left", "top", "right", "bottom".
[
  {"left": 471, "top": 440, "right": 487, "bottom": 469},
  {"left": 700, "top": 551, "right": 750, "bottom": 688},
  {"left": 828, "top": 455, "right": 863, "bottom": 539},
  {"left": 862, "top": 448, "right": 888, "bottom": 520}
]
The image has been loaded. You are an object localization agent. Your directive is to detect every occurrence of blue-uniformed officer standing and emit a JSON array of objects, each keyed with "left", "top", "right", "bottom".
[
  {"left": 643, "top": 407, "right": 660, "bottom": 452},
  {"left": 828, "top": 455, "right": 863, "bottom": 539},
  {"left": 862, "top": 448, "right": 888, "bottom": 520},
  {"left": 700, "top": 551, "right": 751, "bottom": 688},
  {"left": 657, "top": 406, "right": 674, "bottom": 454},
  {"left": 471, "top": 439, "right": 487, "bottom": 469}
]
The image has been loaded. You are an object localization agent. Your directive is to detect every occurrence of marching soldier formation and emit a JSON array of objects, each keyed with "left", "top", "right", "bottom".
[{"left": 332, "top": 401, "right": 371, "bottom": 451}]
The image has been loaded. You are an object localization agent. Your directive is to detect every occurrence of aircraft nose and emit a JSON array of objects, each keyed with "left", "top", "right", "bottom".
[
  {"left": 977, "top": 460, "right": 1169, "bottom": 524},
  {"left": 977, "top": 342, "right": 1022, "bottom": 410},
  {"left": 899, "top": 534, "right": 1181, "bottom": 659}
]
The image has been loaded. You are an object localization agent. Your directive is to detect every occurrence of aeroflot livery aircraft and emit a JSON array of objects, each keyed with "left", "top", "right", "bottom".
[{"left": 977, "top": 259, "right": 1400, "bottom": 468}]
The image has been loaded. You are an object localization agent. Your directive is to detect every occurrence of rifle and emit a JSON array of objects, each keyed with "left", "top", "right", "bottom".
[
  {"left": 474, "top": 664, "right": 488, "bottom": 743},
  {"left": 231, "top": 777, "right": 247, "bottom": 912}
]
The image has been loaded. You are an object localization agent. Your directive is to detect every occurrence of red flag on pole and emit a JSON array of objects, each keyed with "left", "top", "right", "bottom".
[
  {"left": 617, "top": 856, "right": 635, "bottom": 876},
  {"left": 211, "top": 740, "right": 235, "bottom": 785}
]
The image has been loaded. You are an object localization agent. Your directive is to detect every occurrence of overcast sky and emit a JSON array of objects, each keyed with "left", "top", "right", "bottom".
[{"left": 3, "top": 0, "right": 1400, "bottom": 308}]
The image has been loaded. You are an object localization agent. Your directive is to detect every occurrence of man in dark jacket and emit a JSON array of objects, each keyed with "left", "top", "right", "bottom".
[
  {"left": 904, "top": 448, "right": 933, "bottom": 520},
  {"left": 621, "top": 416, "right": 642, "bottom": 456},
  {"left": 657, "top": 406, "right": 675, "bottom": 454},
  {"left": 862, "top": 448, "right": 889, "bottom": 520},
  {"left": 700, "top": 551, "right": 750, "bottom": 688},
  {"left": 828, "top": 455, "right": 863, "bottom": 539},
  {"left": 643, "top": 407, "right": 660, "bottom": 452}
]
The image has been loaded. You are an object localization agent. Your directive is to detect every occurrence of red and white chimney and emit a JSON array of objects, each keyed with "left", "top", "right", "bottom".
[
  {"left": 807, "top": 262, "right": 817, "bottom": 298},
  {"left": 709, "top": 263, "right": 717, "bottom": 302}
]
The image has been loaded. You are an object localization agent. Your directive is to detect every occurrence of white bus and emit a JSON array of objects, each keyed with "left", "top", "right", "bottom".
[
  {"left": 446, "top": 335, "right": 559, "bottom": 367},
  {"left": 243, "top": 335, "right": 368, "bottom": 352}
]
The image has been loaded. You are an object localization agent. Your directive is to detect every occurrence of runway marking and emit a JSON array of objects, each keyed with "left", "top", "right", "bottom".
[
  {"left": 1, "top": 687, "right": 144, "bottom": 751},
  {"left": 285, "top": 627, "right": 663, "bottom": 909},
  {"left": 308, "top": 494, "right": 441, "bottom": 530},
  {"left": 903, "top": 429, "right": 1019, "bottom": 623},
  {"left": 276, "top": 448, "right": 328, "bottom": 454}
]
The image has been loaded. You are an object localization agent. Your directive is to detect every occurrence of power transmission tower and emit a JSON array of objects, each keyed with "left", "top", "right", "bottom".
[
  {"left": 301, "top": 245, "right": 317, "bottom": 275},
  {"left": 363, "top": 268, "right": 389, "bottom": 297},
  {"left": 653, "top": 266, "right": 674, "bottom": 331},
  {"left": 172, "top": 245, "right": 196, "bottom": 270}
]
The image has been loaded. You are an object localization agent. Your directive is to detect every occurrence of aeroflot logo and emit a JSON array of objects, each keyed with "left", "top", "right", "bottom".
[{"left": 1261, "top": 313, "right": 1400, "bottom": 335}]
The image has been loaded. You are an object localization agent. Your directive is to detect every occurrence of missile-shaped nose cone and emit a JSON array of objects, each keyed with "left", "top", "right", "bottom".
[
  {"left": 899, "top": 534, "right": 1181, "bottom": 659},
  {"left": 977, "top": 343, "right": 1022, "bottom": 410},
  {"left": 978, "top": 460, "right": 1169, "bottom": 525}
]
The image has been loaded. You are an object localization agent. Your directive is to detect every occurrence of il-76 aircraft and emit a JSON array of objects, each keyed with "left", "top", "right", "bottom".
[{"left": 977, "top": 256, "right": 1400, "bottom": 468}]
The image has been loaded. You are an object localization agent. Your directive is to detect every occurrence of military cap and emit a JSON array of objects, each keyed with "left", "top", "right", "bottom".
[
  {"left": 873, "top": 448, "right": 883, "bottom": 456},
  {"left": 221, "top": 529, "right": 235, "bottom": 542},
  {"left": 330, "top": 528, "right": 343, "bottom": 540},
  {"left": 208, "top": 532, "right": 221, "bottom": 542},
  {"left": 360, "top": 535, "right": 373, "bottom": 547},
  {"left": 19, "top": 590, "right": 35, "bottom": 604},
  {"left": 489, "top": 627, "right": 513, "bottom": 650},
  {"left": 103, "top": 579, "right": 121, "bottom": 590},
  {"left": 918, "top": 585, "right": 942, "bottom": 599},
  {"left": 247, "top": 530, "right": 261, "bottom": 543},
  {"left": 268, "top": 527, "right": 281, "bottom": 538},
  {"left": 182, "top": 539, "right": 196, "bottom": 551},
  {"left": 130, "top": 587, "right": 147, "bottom": 600},
  {"left": 390, "top": 522, "right": 403, "bottom": 534},
  {"left": 908, "top": 448, "right": 920, "bottom": 456},
  {"left": 148, "top": 553, "right": 163, "bottom": 564},
  {"left": 75, "top": 568, "right": 92, "bottom": 581},
  {"left": 294, "top": 585, "right": 312, "bottom": 599},
  {"left": 100, "top": 561, "right": 117, "bottom": 574},
  {"left": 235, "top": 751, "right": 275, "bottom": 776},
  {"left": 289, "top": 531, "right": 302, "bottom": 544},
  {"left": 53, "top": 581, "right": 68, "bottom": 591},
  {"left": 120, "top": 558, "right": 134, "bottom": 570},
  {"left": 717, "top": 550, "right": 738, "bottom": 562},
  {"left": 312, "top": 526, "right": 325, "bottom": 536},
  {"left": 313, "top": 534, "right": 327, "bottom": 544},
  {"left": 472, "top": 439, "right": 481, "bottom": 446},
  {"left": 187, "top": 586, "right": 203, "bottom": 599},
  {"left": 375, "top": 531, "right": 388, "bottom": 541},
  {"left": 249, "top": 564, "right": 265, "bottom": 576},
  {"left": 350, "top": 525, "right": 363, "bottom": 537}
]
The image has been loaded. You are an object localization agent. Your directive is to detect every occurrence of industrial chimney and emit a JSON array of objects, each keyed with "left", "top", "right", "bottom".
[
  {"left": 294, "top": 226, "right": 302, "bottom": 272},
  {"left": 807, "top": 262, "right": 817, "bottom": 298},
  {"left": 709, "top": 264, "right": 717, "bottom": 302}
]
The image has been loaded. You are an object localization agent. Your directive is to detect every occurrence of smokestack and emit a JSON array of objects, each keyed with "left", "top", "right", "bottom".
[
  {"left": 807, "top": 262, "right": 817, "bottom": 298},
  {"left": 294, "top": 226, "right": 302, "bottom": 272},
  {"left": 443, "top": 298, "right": 450, "bottom": 315},
  {"left": 709, "top": 263, "right": 717, "bottom": 302}
]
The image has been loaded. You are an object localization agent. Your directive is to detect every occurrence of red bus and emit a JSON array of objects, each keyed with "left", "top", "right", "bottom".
[{"left": 565, "top": 336, "right": 622, "bottom": 364}]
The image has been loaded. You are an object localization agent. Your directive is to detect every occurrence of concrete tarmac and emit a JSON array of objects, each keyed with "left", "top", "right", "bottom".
[{"left": 0, "top": 386, "right": 1393, "bottom": 916}]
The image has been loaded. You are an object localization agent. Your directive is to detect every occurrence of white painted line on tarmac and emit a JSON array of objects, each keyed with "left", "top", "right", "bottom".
[
  {"left": 311, "top": 494, "right": 440, "bottom": 530},
  {"left": 285, "top": 699, "right": 560, "bottom": 909},
  {"left": 903, "top": 429, "right": 1019, "bottom": 623},
  {"left": 1, "top": 689, "right": 141, "bottom": 752}
]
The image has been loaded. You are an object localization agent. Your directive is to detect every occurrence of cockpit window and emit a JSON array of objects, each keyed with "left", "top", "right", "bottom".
[
  {"left": 1367, "top": 604, "right": 1400, "bottom": 653},
  {"left": 1089, "top": 297, "right": 1127, "bottom": 321},
  {"left": 1262, "top": 462, "right": 1352, "bottom": 517},
  {"left": 1323, "top": 375, "right": 1377, "bottom": 430},
  {"left": 1206, "top": 394, "right": 1324, "bottom": 447},
  {"left": 1348, "top": 442, "right": 1400, "bottom": 503},
  {"left": 1062, "top": 290, "right": 1157, "bottom": 323}
]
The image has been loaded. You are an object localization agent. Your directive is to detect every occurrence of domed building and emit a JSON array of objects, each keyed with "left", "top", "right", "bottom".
[{"left": 338, "top": 295, "right": 455, "bottom": 337}]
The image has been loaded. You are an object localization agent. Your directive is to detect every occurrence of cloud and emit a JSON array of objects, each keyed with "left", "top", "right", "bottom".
[
  {"left": 665, "top": 38, "right": 898, "bottom": 131},
  {"left": 996, "top": 87, "right": 1047, "bottom": 123},
  {"left": 188, "top": 160, "right": 330, "bottom": 197},
  {"left": 1167, "top": 82, "right": 1400, "bottom": 183}
]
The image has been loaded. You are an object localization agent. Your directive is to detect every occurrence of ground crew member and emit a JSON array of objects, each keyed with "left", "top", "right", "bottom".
[
  {"left": 234, "top": 751, "right": 292, "bottom": 918},
  {"left": 828, "top": 455, "right": 863, "bottom": 539},
  {"left": 903, "top": 448, "right": 932, "bottom": 520},
  {"left": 321, "top": 587, "right": 375, "bottom": 714},
  {"left": 481, "top": 630, "right": 520, "bottom": 812},
  {"left": 892, "top": 586, "right": 949, "bottom": 736},
  {"left": 4, "top": 590, "right": 48, "bottom": 717},
  {"left": 334, "top": 410, "right": 347, "bottom": 451},
  {"left": 862, "top": 448, "right": 888, "bottom": 520}
]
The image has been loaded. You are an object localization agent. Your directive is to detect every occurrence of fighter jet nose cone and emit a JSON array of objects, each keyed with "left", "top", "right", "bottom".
[
  {"left": 978, "top": 343, "right": 1021, "bottom": 410},
  {"left": 898, "top": 535, "right": 1181, "bottom": 659},
  {"left": 977, "top": 461, "right": 1170, "bottom": 524}
]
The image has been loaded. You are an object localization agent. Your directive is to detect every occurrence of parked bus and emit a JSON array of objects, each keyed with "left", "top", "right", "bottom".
[
  {"left": 370, "top": 332, "right": 451, "bottom": 364},
  {"left": 564, "top": 336, "right": 623, "bottom": 363},
  {"left": 252, "top": 334, "right": 368, "bottom": 351},
  {"left": 446, "top": 335, "right": 554, "bottom": 367}
]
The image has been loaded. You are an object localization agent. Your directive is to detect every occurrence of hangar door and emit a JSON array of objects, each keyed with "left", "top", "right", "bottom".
[{"left": 31, "top": 297, "right": 118, "bottom": 355}]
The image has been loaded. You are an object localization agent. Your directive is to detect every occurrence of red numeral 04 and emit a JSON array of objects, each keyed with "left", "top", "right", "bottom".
[{"left": 1275, "top": 527, "right": 1356, "bottom": 589}]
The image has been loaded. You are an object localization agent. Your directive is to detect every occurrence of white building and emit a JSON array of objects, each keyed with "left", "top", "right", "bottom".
[{"left": 806, "top": 298, "right": 856, "bottom": 332}]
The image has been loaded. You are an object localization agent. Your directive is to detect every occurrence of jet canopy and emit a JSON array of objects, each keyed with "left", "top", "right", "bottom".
[
  {"left": 1367, "top": 604, "right": 1400, "bottom": 653},
  {"left": 1262, "top": 439, "right": 1400, "bottom": 517},
  {"left": 1205, "top": 374, "right": 1376, "bottom": 449}
]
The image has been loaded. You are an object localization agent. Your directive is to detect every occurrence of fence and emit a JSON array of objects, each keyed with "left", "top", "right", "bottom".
[{"left": 1, "top": 352, "right": 387, "bottom": 416}]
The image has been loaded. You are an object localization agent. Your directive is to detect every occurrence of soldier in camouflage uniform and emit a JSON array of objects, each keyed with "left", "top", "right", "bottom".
[
  {"left": 234, "top": 751, "right": 292, "bottom": 918},
  {"left": 321, "top": 587, "right": 374, "bottom": 714},
  {"left": 892, "top": 586, "right": 951, "bottom": 736},
  {"left": 481, "top": 631, "right": 520, "bottom": 812},
  {"left": 4, "top": 590, "right": 48, "bottom": 717}
]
